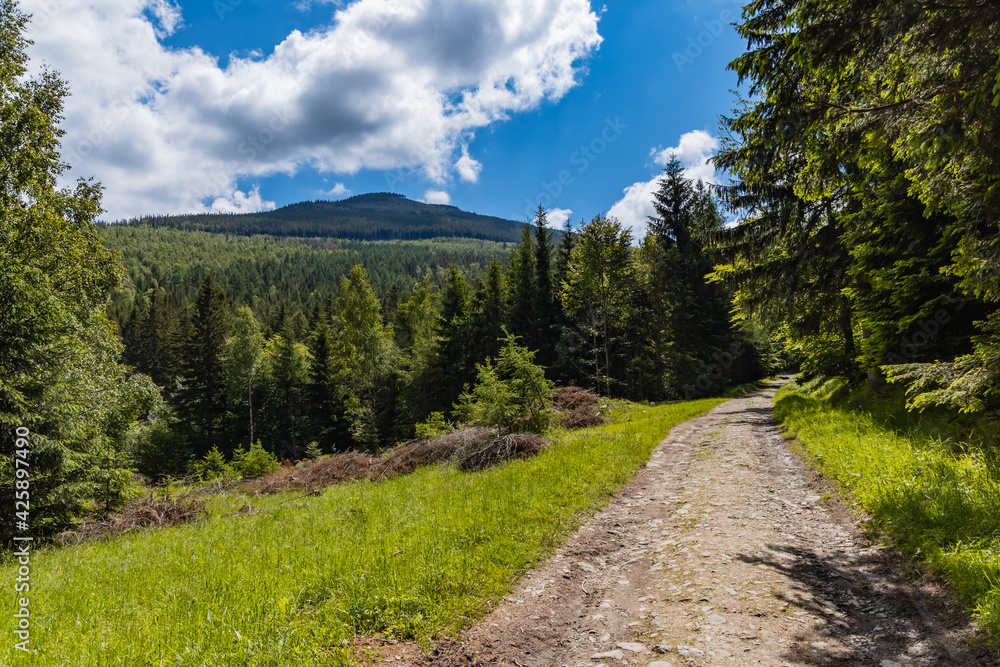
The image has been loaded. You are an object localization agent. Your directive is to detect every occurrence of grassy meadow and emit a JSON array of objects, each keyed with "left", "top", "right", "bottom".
[
  {"left": 1, "top": 397, "right": 727, "bottom": 666},
  {"left": 775, "top": 377, "right": 1000, "bottom": 649}
]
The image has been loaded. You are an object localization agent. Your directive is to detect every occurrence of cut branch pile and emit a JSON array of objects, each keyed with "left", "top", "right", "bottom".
[
  {"left": 56, "top": 494, "right": 208, "bottom": 545},
  {"left": 252, "top": 426, "right": 547, "bottom": 494},
  {"left": 550, "top": 385, "right": 606, "bottom": 429}
]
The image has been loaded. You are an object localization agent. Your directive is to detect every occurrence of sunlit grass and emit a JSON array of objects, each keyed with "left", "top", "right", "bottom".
[
  {"left": 775, "top": 378, "right": 1000, "bottom": 650},
  {"left": 1, "top": 397, "right": 726, "bottom": 666}
]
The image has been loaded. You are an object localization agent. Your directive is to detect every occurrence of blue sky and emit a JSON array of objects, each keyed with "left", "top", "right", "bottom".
[{"left": 23, "top": 0, "right": 746, "bottom": 233}]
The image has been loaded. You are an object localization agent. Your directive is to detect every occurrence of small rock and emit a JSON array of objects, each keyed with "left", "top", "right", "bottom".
[
  {"left": 648, "top": 662, "right": 676, "bottom": 667},
  {"left": 617, "top": 642, "right": 646, "bottom": 653},
  {"left": 725, "top": 588, "right": 738, "bottom": 596},
  {"left": 676, "top": 646, "right": 705, "bottom": 658},
  {"left": 880, "top": 662, "right": 902, "bottom": 667},
  {"left": 652, "top": 645, "right": 671, "bottom": 654},
  {"left": 577, "top": 561, "right": 598, "bottom": 573},
  {"left": 592, "top": 649, "right": 624, "bottom": 660},
  {"left": 706, "top": 614, "right": 726, "bottom": 625}
]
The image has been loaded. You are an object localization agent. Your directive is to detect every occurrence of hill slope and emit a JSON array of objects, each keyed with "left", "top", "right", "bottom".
[{"left": 123, "top": 193, "right": 528, "bottom": 242}]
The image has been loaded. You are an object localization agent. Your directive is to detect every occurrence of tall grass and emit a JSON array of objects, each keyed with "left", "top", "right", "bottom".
[
  {"left": 1, "top": 398, "right": 725, "bottom": 666},
  {"left": 775, "top": 378, "right": 1000, "bottom": 648}
]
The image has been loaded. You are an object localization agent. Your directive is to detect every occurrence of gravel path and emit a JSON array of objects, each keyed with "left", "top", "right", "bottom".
[{"left": 386, "top": 382, "right": 991, "bottom": 666}]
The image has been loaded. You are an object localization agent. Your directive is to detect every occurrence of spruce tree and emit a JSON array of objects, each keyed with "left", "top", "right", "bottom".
[{"left": 176, "top": 275, "right": 231, "bottom": 456}]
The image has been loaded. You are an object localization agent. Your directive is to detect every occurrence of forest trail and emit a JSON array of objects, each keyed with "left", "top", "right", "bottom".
[{"left": 382, "top": 382, "right": 991, "bottom": 666}]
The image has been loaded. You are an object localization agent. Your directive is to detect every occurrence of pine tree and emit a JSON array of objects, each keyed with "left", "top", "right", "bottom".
[
  {"left": 305, "top": 315, "right": 341, "bottom": 451},
  {"left": 561, "top": 216, "right": 635, "bottom": 396},
  {"left": 532, "top": 206, "right": 557, "bottom": 367},
  {"left": 264, "top": 321, "right": 310, "bottom": 459},
  {"left": 505, "top": 225, "right": 537, "bottom": 346},
  {"left": 176, "top": 275, "right": 231, "bottom": 456}
]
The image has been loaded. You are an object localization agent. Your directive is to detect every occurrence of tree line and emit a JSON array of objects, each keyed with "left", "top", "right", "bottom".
[{"left": 712, "top": 0, "right": 1000, "bottom": 413}]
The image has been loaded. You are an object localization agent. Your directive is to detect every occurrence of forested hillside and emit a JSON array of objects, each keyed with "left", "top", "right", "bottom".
[
  {"left": 99, "top": 225, "right": 508, "bottom": 332},
  {"left": 123, "top": 193, "right": 528, "bottom": 242}
]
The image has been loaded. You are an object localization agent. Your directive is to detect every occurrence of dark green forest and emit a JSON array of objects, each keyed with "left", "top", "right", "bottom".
[
  {"left": 123, "top": 193, "right": 529, "bottom": 242},
  {"left": 3, "top": 0, "right": 1000, "bottom": 543}
]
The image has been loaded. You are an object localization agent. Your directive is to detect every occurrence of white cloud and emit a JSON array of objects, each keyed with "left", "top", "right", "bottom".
[
  {"left": 608, "top": 130, "right": 720, "bottom": 236},
  {"left": 326, "top": 182, "right": 351, "bottom": 197},
  {"left": 547, "top": 207, "right": 572, "bottom": 228},
  {"left": 422, "top": 189, "right": 451, "bottom": 205},
  {"left": 650, "top": 129, "right": 719, "bottom": 183},
  {"left": 22, "top": 0, "right": 603, "bottom": 219},
  {"left": 455, "top": 146, "right": 483, "bottom": 183},
  {"left": 208, "top": 185, "right": 276, "bottom": 213}
]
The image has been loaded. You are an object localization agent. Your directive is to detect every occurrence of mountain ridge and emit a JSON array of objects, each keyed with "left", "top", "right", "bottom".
[{"left": 118, "top": 192, "right": 529, "bottom": 243}]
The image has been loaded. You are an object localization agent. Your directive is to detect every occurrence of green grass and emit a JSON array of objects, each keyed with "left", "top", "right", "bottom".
[
  {"left": 1, "top": 398, "right": 727, "bottom": 666},
  {"left": 775, "top": 377, "right": 1000, "bottom": 649}
]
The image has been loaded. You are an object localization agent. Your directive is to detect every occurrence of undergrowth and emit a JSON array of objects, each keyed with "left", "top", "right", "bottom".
[
  {"left": 775, "top": 377, "right": 1000, "bottom": 651},
  {"left": 0, "top": 397, "right": 727, "bottom": 666}
]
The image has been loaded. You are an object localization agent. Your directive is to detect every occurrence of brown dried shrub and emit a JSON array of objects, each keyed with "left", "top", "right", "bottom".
[
  {"left": 457, "top": 433, "right": 547, "bottom": 471},
  {"left": 252, "top": 451, "right": 376, "bottom": 493},
  {"left": 56, "top": 493, "right": 207, "bottom": 545},
  {"left": 252, "top": 426, "right": 546, "bottom": 494},
  {"left": 550, "top": 385, "right": 606, "bottom": 429},
  {"left": 372, "top": 427, "right": 492, "bottom": 480}
]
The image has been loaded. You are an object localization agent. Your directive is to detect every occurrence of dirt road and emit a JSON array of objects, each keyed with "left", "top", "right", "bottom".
[{"left": 395, "top": 382, "right": 992, "bottom": 666}]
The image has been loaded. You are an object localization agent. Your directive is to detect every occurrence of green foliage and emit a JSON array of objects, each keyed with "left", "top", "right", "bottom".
[
  {"left": 334, "top": 265, "right": 398, "bottom": 448},
  {"left": 124, "top": 406, "right": 192, "bottom": 482},
  {"left": 0, "top": 0, "right": 158, "bottom": 540},
  {"left": 714, "top": 0, "right": 1000, "bottom": 405},
  {"left": 230, "top": 440, "right": 280, "bottom": 479},
  {"left": 414, "top": 412, "right": 450, "bottom": 440},
  {"left": 457, "top": 331, "right": 554, "bottom": 434},
  {"left": 560, "top": 215, "right": 634, "bottom": 395},
  {"left": 175, "top": 275, "right": 231, "bottom": 456},
  {"left": 188, "top": 446, "right": 235, "bottom": 482},
  {"left": 304, "top": 440, "right": 323, "bottom": 460},
  {"left": 0, "top": 397, "right": 726, "bottom": 665},
  {"left": 262, "top": 323, "right": 311, "bottom": 458}
]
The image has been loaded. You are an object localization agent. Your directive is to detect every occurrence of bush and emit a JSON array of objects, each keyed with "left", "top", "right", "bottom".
[
  {"left": 304, "top": 441, "right": 323, "bottom": 460},
  {"left": 231, "top": 441, "right": 281, "bottom": 479},
  {"left": 414, "top": 412, "right": 450, "bottom": 440},
  {"left": 455, "top": 330, "right": 554, "bottom": 434},
  {"left": 188, "top": 447, "right": 235, "bottom": 482}
]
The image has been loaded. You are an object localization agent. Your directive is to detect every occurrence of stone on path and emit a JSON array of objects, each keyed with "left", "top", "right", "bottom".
[{"left": 592, "top": 649, "right": 624, "bottom": 660}]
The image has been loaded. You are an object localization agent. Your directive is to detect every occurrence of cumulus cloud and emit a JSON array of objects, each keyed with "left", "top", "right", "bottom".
[
  {"left": 326, "top": 182, "right": 351, "bottom": 197},
  {"left": 22, "top": 0, "right": 603, "bottom": 219},
  {"left": 208, "top": 185, "right": 276, "bottom": 213},
  {"left": 547, "top": 207, "right": 572, "bottom": 228},
  {"left": 455, "top": 146, "right": 483, "bottom": 183},
  {"left": 650, "top": 129, "right": 719, "bottom": 183},
  {"left": 422, "top": 189, "right": 451, "bottom": 205},
  {"left": 608, "top": 130, "right": 719, "bottom": 236}
]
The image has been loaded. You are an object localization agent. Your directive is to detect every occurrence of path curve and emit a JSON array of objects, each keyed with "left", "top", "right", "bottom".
[{"left": 388, "top": 382, "right": 991, "bottom": 666}]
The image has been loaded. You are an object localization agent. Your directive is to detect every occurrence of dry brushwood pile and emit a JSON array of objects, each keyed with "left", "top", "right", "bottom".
[
  {"left": 550, "top": 385, "right": 606, "bottom": 429},
  {"left": 56, "top": 494, "right": 208, "bottom": 544},
  {"left": 250, "top": 427, "right": 548, "bottom": 495}
]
